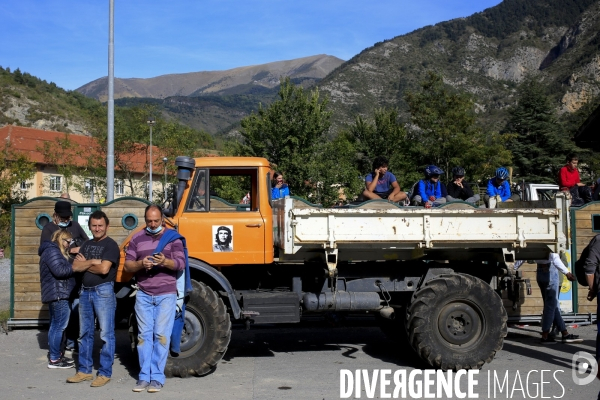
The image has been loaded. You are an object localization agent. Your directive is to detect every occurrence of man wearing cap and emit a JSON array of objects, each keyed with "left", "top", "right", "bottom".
[
  {"left": 40, "top": 200, "right": 89, "bottom": 358},
  {"left": 40, "top": 201, "right": 89, "bottom": 252}
]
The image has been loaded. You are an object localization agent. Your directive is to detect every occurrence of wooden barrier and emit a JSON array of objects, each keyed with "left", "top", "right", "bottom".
[{"left": 10, "top": 196, "right": 150, "bottom": 321}]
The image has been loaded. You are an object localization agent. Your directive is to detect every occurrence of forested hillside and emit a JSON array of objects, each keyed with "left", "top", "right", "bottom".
[{"left": 319, "top": 0, "right": 600, "bottom": 131}]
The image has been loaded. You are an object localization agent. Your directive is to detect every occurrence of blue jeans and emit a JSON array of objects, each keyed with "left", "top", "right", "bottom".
[
  {"left": 78, "top": 282, "right": 116, "bottom": 377},
  {"left": 537, "top": 267, "right": 566, "bottom": 333},
  {"left": 135, "top": 290, "right": 177, "bottom": 385},
  {"left": 65, "top": 298, "right": 79, "bottom": 350},
  {"left": 48, "top": 299, "right": 70, "bottom": 361}
]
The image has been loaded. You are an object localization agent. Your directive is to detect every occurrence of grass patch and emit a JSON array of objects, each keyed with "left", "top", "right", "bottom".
[{"left": 0, "top": 309, "right": 9, "bottom": 324}]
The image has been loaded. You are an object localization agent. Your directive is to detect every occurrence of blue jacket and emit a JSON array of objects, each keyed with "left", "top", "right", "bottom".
[
  {"left": 486, "top": 178, "right": 512, "bottom": 201},
  {"left": 417, "top": 180, "right": 447, "bottom": 200},
  {"left": 272, "top": 184, "right": 290, "bottom": 199},
  {"left": 154, "top": 229, "right": 192, "bottom": 354},
  {"left": 38, "top": 241, "right": 75, "bottom": 303}
]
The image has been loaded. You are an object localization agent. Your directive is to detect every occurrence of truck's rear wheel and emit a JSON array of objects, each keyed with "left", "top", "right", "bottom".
[
  {"left": 159, "top": 279, "right": 231, "bottom": 377},
  {"left": 406, "top": 273, "right": 507, "bottom": 371}
]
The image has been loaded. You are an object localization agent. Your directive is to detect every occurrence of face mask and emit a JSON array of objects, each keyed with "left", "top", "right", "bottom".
[
  {"left": 146, "top": 225, "right": 163, "bottom": 235},
  {"left": 57, "top": 221, "right": 70, "bottom": 228}
]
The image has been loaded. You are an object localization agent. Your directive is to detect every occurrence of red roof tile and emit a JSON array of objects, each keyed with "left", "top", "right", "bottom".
[{"left": 0, "top": 125, "right": 159, "bottom": 174}]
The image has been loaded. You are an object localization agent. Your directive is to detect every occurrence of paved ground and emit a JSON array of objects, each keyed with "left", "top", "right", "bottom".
[
  {"left": 0, "top": 258, "right": 9, "bottom": 313},
  {"left": 1, "top": 317, "right": 600, "bottom": 399},
  {"left": 2, "top": 258, "right": 600, "bottom": 398}
]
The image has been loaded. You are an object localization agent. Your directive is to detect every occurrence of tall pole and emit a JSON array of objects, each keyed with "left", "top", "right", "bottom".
[
  {"left": 147, "top": 117, "right": 155, "bottom": 202},
  {"left": 106, "top": 0, "right": 115, "bottom": 201},
  {"left": 163, "top": 157, "right": 168, "bottom": 201}
]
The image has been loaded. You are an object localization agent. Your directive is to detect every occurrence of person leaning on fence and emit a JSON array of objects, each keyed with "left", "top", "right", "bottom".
[
  {"left": 484, "top": 167, "right": 520, "bottom": 206},
  {"left": 124, "top": 205, "right": 186, "bottom": 393},
  {"left": 446, "top": 166, "right": 480, "bottom": 205},
  {"left": 411, "top": 165, "right": 447, "bottom": 208},
  {"left": 39, "top": 230, "right": 92, "bottom": 369}
]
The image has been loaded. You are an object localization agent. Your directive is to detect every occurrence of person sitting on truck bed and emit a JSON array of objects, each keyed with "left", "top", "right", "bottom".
[
  {"left": 411, "top": 165, "right": 447, "bottom": 208},
  {"left": 514, "top": 254, "right": 582, "bottom": 344},
  {"left": 558, "top": 154, "right": 592, "bottom": 206},
  {"left": 446, "top": 166, "right": 480, "bottom": 205},
  {"left": 362, "top": 156, "right": 407, "bottom": 203},
  {"left": 484, "top": 167, "right": 520, "bottom": 206}
]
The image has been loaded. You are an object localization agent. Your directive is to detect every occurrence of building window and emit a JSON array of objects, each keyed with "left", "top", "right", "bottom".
[
  {"left": 115, "top": 180, "right": 124, "bottom": 196},
  {"left": 84, "top": 179, "right": 93, "bottom": 194},
  {"left": 49, "top": 176, "right": 62, "bottom": 192},
  {"left": 19, "top": 181, "right": 28, "bottom": 190}
]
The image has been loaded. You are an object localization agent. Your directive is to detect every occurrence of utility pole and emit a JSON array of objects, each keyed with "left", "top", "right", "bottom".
[
  {"left": 106, "top": 0, "right": 115, "bottom": 201},
  {"left": 147, "top": 117, "right": 155, "bottom": 202}
]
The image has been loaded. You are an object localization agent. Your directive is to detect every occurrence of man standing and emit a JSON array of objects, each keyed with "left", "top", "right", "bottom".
[
  {"left": 66, "top": 211, "right": 120, "bottom": 387},
  {"left": 558, "top": 154, "right": 592, "bottom": 205},
  {"left": 124, "top": 205, "right": 186, "bottom": 393}
]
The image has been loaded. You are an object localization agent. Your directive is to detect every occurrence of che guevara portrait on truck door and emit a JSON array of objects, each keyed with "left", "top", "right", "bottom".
[{"left": 212, "top": 225, "right": 233, "bottom": 252}]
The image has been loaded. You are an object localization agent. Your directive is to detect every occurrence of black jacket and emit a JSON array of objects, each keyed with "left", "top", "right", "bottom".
[
  {"left": 447, "top": 181, "right": 475, "bottom": 200},
  {"left": 38, "top": 241, "right": 75, "bottom": 303}
]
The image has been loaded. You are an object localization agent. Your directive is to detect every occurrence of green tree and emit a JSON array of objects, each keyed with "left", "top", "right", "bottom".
[
  {"left": 0, "top": 142, "right": 36, "bottom": 250},
  {"left": 344, "top": 108, "right": 420, "bottom": 189},
  {"left": 234, "top": 78, "right": 337, "bottom": 204},
  {"left": 406, "top": 72, "right": 512, "bottom": 183},
  {"left": 505, "top": 79, "right": 577, "bottom": 183}
]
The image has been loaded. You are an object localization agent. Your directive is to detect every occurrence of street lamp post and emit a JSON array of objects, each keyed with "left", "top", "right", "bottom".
[
  {"left": 163, "top": 157, "right": 168, "bottom": 202},
  {"left": 146, "top": 117, "right": 155, "bottom": 202}
]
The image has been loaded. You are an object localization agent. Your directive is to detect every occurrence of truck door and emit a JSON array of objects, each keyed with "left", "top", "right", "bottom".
[{"left": 178, "top": 167, "right": 266, "bottom": 264}]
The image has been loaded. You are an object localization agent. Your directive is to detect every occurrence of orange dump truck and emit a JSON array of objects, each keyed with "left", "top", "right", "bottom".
[{"left": 107, "top": 156, "right": 597, "bottom": 378}]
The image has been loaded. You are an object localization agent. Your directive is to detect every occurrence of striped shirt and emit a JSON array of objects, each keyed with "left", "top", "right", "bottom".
[{"left": 125, "top": 228, "right": 185, "bottom": 296}]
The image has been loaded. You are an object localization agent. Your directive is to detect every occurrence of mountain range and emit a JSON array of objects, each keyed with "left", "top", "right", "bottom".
[
  {"left": 319, "top": 0, "right": 600, "bottom": 131},
  {"left": 76, "top": 55, "right": 343, "bottom": 134}
]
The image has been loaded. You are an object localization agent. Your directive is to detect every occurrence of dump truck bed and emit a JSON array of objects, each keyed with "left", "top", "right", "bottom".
[{"left": 273, "top": 196, "right": 570, "bottom": 262}]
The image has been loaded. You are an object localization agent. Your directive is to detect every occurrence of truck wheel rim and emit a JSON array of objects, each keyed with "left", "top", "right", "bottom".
[
  {"left": 437, "top": 301, "right": 483, "bottom": 347},
  {"left": 179, "top": 307, "right": 206, "bottom": 355}
]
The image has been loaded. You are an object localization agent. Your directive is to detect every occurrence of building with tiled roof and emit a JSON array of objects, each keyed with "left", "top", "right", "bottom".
[{"left": 1, "top": 125, "right": 162, "bottom": 202}]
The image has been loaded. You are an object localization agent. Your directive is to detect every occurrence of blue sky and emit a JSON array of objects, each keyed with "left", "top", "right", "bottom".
[{"left": 0, "top": 0, "right": 503, "bottom": 91}]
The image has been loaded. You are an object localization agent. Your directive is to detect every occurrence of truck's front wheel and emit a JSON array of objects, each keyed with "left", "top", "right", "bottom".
[
  {"left": 406, "top": 273, "right": 507, "bottom": 370},
  {"left": 165, "top": 280, "right": 231, "bottom": 377}
]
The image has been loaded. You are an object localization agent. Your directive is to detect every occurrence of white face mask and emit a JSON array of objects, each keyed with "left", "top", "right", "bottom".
[
  {"left": 146, "top": 225, "right": 163, "bottom": 235},
  {"left": 57, "top": 221, "right": 70, "bottom": 228}
]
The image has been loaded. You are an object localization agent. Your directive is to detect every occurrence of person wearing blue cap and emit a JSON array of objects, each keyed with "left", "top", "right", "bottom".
[{"left": 411, "top": 165, "right": 447, "bottom": 208}]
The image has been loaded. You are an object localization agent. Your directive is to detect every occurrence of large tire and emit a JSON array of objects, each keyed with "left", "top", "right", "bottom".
[
  {"left": 406, "top": 273, "right": 507, "bottom": 371},
  {"left": 165, "top": 280, "right": 232, "bottom": 377}
]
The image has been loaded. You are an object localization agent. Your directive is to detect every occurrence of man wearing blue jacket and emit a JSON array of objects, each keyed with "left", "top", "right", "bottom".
[
  {"left": 484, "top": 167, "right": 520, "bottom": 206},
  {"left": 412, "top": 165, "right": 447, "bottom": 208}
]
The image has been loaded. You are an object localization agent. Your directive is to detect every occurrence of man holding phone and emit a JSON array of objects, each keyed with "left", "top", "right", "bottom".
[{"left": 124, "top": 205, "right": 186, "bottom": 393}]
